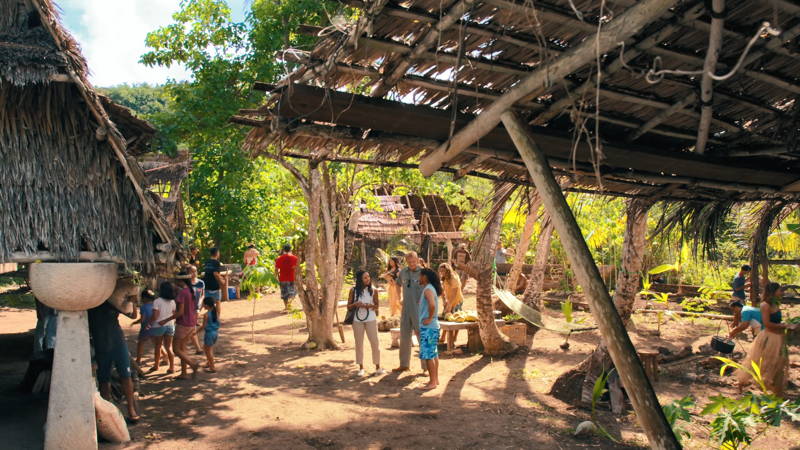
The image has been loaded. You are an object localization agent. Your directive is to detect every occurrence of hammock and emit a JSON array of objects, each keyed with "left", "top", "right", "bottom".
[{"left": 493, "top": 287, "right": 597, "bottom": 335}]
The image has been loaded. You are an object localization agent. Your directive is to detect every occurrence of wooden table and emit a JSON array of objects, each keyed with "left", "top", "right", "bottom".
[{"left": 439, "top": 319, "right": 505, "bottom": 353}]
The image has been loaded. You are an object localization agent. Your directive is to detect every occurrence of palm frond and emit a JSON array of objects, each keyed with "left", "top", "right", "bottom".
[
  {"left": 473, "top": 182, "right": 516, "bottom": 252},
  {"left": 652, "top": 200, "right": 736, "bottom": 258}
]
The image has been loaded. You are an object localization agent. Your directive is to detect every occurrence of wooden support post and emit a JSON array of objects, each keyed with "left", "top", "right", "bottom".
[
  {"left": 418, "top": 0, "right": 681, "bottom": 175},
  {"left": 501, "top": 111, "right": 680, "bottom": 449},
  {"left": 696, "top": 0, "right": 725, "bottom": 154}
]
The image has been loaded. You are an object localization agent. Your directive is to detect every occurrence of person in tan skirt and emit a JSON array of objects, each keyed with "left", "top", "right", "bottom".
[{"left": 736, "top": 282, "right": 798, "bottom": 397}]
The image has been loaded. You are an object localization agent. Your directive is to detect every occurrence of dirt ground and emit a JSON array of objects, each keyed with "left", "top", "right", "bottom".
[{"left": 1, "top": 282, "right": 799, "bottom": 449}]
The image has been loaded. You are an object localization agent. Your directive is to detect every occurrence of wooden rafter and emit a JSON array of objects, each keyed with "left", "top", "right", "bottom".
[
  {"left": 418, "top": 0, "right": 683, "bottom": 176},
  {"left": 370, "top": 0, "right": 476, "bottom": 97},
  {"left": 626, "top": 21, "right": 800, "bottom": 146},
  {"left": 529, "top": 2, "right": 706, "bottom": 126},
  {"left": 696, "top": 0, "right": 725, "bottom": 154}
]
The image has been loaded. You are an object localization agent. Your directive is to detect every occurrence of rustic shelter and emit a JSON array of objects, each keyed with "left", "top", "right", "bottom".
[
  {"left": 1, "top": 0, "right": 179, "bottom": 273},
  {"left": 234, "top": 0, "right": 800, "bottom": 446},
  {"left": 138, "top": 150, "right": 192, "bottom": 235},
  {"left": 350, "top": 194, "right": 465, "bottom": 272}
]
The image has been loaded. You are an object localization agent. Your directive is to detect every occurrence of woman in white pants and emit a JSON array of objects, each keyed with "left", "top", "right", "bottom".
[{"left": 348, "top": 271, "right": 385, "bottom": 377}]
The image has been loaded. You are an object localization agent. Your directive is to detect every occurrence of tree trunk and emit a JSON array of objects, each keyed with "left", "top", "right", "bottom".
[
  {"left": 563, "top": 198, "right": 654, "bottom": 406},
  {"left": 506, "top": 192, "right": 540, "bottom": 292},
  {"left": 471, "top": 185, "right": 516, "bottom": 356},
  {"left": 502, "top": 111, "right": 679, "bottom": 449},
  {"left": 611, "top": 198, "right": 653, "bottom": 321},
  {"left": 522, "top": 215, "right": 553, "bottom": 312},
  {"left": 294, "top": 163, "right": 340, "bottom": 350}
]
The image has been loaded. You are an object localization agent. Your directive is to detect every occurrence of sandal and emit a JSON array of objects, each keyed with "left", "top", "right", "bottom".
[
  {"left": 125, "top": 415, "right": 141, "bottom": 425},
  {"left": 166, "top": 369, "right": 175, "bottom": 374}
]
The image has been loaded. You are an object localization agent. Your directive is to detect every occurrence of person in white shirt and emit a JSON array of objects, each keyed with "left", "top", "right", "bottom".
[
  {"left": 148, "top": 282, "right": 176, "bottom": 374},
  {"left": 347, "top": 270, "right": 385, "bottom": 377}
]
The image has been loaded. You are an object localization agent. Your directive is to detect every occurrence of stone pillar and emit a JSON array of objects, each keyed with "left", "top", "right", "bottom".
[
  {"left": 45, "top": 311, "right": 97, "bottom": 450},
  {"left": 29, "top": 262, "right": 118, "bottom": 450}
]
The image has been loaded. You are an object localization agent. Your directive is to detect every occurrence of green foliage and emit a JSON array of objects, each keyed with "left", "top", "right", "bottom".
[
  {"left": 662, "top": 396, "right": 695, "bottom": 443},
  {"left": 503, "top": 313, "right": 522, "bottom": 322},
  {"left": 139, "top": 0, "right": 339, "bottom": 260},
  {"left": 588, "top": 369, "right": 619, "bottom": 444},
  {"left": 648, "top": 263, "right": 679, "bottom": 275},
  {"left": 240, "top": 265, "right": 279, "bottom": 294}
]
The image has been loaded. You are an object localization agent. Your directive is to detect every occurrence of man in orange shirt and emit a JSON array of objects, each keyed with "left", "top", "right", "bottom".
[{"left": 275, "top": 244, "right": 299, "bottom": 310}]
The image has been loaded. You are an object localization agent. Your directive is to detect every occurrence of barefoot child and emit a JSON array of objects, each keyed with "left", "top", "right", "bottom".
[
  {"left": 417, "top": 268, "right": 441, "bottom": 390},
  {"left": 202, "top": 296, "right": 220, "bottom": 372}
]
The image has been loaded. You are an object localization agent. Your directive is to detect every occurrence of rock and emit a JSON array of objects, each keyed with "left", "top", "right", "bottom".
[{"left": 574, "top": 421, "right": 597, "bottom": 437}]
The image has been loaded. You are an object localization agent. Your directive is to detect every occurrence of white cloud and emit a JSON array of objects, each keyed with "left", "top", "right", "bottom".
[{"left": 58, "top": 0, "right": 192, "bottom": 86}]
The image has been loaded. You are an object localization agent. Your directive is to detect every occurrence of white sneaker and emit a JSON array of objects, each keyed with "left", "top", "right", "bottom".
[
  {"left": 356, "top": 369, "right": 366, "bottom": 377},
  {"left": 374, "top": 368, "right": 387, "bottom": 376}
]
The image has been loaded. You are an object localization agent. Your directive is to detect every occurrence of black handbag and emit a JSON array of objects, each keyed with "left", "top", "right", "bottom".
[
  {"left": 343, "top": 288, "right": 356, "bottom": 325},
  {"left": 343, "top": 308, "right": 355, "bottom": 325}
]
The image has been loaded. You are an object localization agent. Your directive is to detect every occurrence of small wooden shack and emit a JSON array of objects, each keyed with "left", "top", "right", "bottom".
[
  {"left": 351, "top": 194, "right": 464, "bottom": 273},
  {"left": 138, "top": 150, "right": 192, "bottom": 235},
  {"left": 0, "top": 0, "right": 179, "bottom": 273}
]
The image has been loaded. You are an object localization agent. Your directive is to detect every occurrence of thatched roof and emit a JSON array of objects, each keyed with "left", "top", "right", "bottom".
[
  {"left": 234, "top": 0, "right": 800, "bottom": 203},
  {"left": 354, "top": 194, "right": 464, "bottom": 240},
  {"left": 0, "top": 0, "right": 179, "bottom": 272},
  {"left": 138, "top": 151, "right": 192, "bottom": 233}
]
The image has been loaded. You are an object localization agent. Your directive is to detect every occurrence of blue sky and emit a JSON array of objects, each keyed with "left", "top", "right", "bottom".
[{"left": 56, "top": 0, "right": 249, "bottom": 87}]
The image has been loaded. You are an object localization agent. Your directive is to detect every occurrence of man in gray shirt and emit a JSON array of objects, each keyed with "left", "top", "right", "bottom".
[{"left": 393, "top": 251, "right": 423, "bottom": 372}]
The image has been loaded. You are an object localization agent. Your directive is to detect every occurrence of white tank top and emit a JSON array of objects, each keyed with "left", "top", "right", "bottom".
[{"left": 354, "top": 288, "right": 377, "bottom": 322}]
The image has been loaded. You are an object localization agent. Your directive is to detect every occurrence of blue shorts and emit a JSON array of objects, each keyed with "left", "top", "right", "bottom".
[
  {"left": 96, "top": 339, "right": 132, "bottom": 383},
  {"left": 150, "top": 324, "right": 175, "bottom": 337},
  {"left": 206, "top": 290, "right": 221, "bottom": 301},
  {"left": 204, "top": 330, "right": 218, "bottom": 347},
  {"left": 138, "top": 326, "right": 154, "bottom": 339},
  {"left": 419, "top": 327, "right": 440, "bottom": 360}
]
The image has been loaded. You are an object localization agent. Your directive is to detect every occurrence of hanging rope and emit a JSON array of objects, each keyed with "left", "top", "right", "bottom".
[{"left": 627, "top": 21, "right": 782, "bottom": 84}]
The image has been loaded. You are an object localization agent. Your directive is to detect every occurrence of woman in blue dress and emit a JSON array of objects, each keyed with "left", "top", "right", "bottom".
[{"left": 417, "top": 268, "right": 442, "bottom": 390}]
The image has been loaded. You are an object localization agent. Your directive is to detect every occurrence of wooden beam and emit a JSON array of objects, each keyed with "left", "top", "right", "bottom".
[
  {"left": 769, "top": 259, "right": 800, "bottom": 265},
  {"left": 696, "top": 0, "right": 725, "bottom": 154},
  {"left": 625, "top": 22, "right": 800, "bottom": 143},
  {"left": 337, "top": 0, "right": 559, "bottom": 57},
  {"left": 298, "top": 25, "right": 530, "bottom": 77},
  {"left": 530, "top": 2, "right": 706, "bottom": 125},
  {"left": 782, "top": 179, "right": 800, "bottom": 193},
  {"left": 418, "top": 0, "right": 682, "bottom": 176},
  {"left": 628, "top": 95, "right": 696, "bottom": 141},
  {"left": 370, "top": 0, "right": 476, "bottom": 97},
  {"left": 649, "top": 46, "right": 800, "bottom": 95},
  {"left": 500, "top": 110, "right": 681, "bottom": 449},
  {"left": 573, "top": 110, "right": 723, "bottom": 144}
]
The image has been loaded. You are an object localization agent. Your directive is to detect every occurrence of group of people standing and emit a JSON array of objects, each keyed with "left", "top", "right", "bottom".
[
  {"left": 727, "top": 264, "right": 798, "bottom": 397},
  {"left": 347, "top": 251, "right": 466, "bottom": 390}
]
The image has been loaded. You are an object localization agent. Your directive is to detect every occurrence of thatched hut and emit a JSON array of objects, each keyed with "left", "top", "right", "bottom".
[
  {"left": 350, "top": 194, "right": 464, "bottom": 273},
  {"left": 138, "top": 150, "right": 192, "bottom": 235},
  {"left": 1, "top": 0, "right": 178, "bottom": 274}
]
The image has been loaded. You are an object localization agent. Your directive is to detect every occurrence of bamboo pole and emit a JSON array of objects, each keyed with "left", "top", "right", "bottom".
[
  {"left": 418, "top": 0, "right": 682, "bottom": 176},
  {"left": 501, "top": 110, "right": 680, "bottom": 449},
  {"left": 695, "top": 0, "right": 725, "bottom": 154}
]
